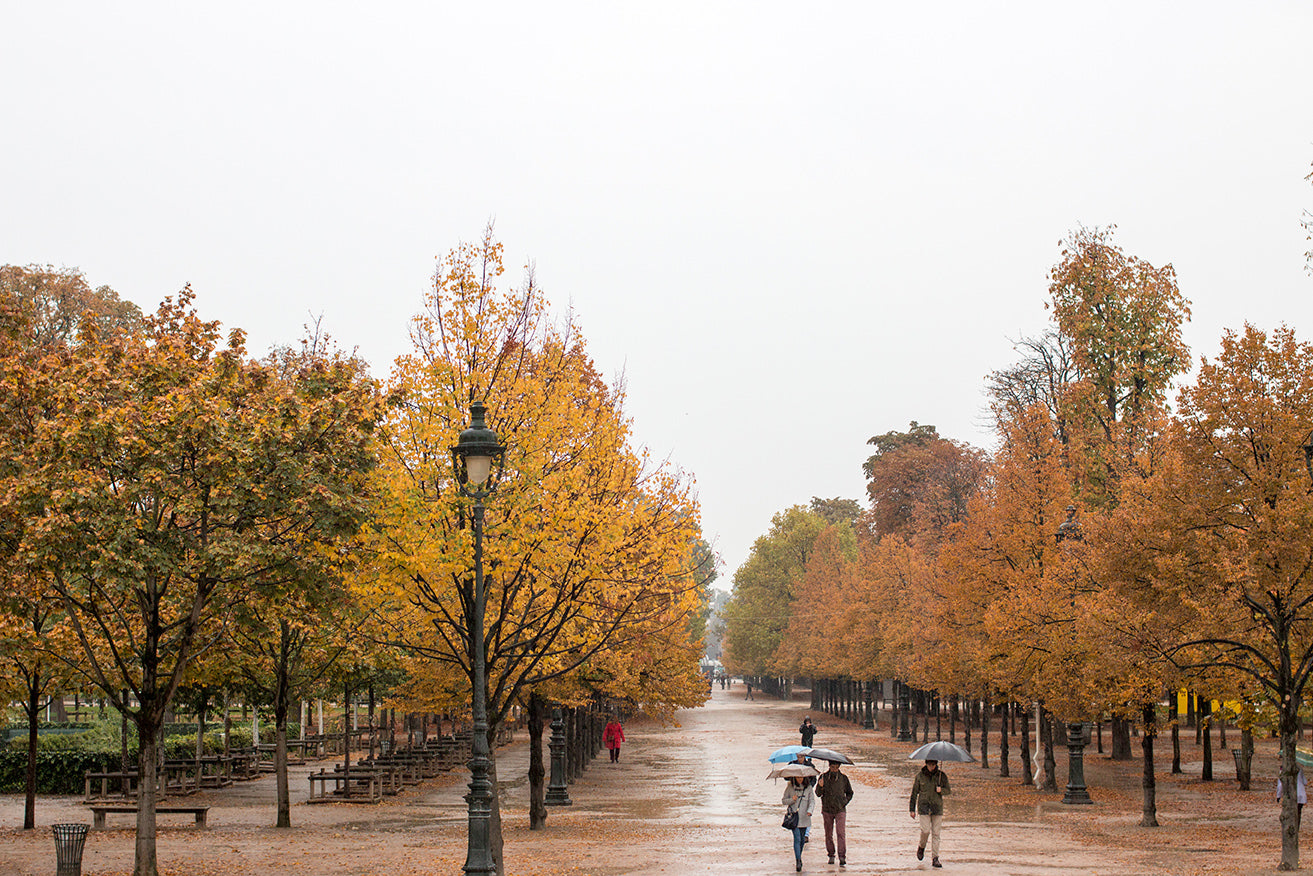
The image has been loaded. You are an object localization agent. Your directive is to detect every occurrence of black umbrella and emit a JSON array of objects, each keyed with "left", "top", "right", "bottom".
[
  {"left": 804, "top": 747, "right": 853, "bottom": 764},
  {"left": 908, "top": 740, "right": 975, "bottom": 763}
]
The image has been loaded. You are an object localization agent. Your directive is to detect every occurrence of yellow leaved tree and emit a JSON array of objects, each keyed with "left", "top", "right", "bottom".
[{"left": 365, "top": 229, "right": 705, "bottom": 875}]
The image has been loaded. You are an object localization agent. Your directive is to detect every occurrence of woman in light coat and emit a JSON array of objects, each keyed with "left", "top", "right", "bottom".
[{"left": 782, "top": 774, "right": 816, "bottom": 872}]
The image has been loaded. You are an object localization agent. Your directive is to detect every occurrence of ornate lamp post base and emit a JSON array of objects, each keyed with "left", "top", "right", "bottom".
[
  {"left": 545, "top": 706, "right": 572, "bottom": 806},
  {"left": 1062, "top": 722, "right": 1093, "bottom": 805},
  {"left": 897, "top": 682, "right": 915, "bottom": 741}
]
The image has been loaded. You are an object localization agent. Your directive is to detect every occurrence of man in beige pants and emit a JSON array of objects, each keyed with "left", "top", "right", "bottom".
[{"left": 909, "top": 759, "right": 951, "bottom": 869}]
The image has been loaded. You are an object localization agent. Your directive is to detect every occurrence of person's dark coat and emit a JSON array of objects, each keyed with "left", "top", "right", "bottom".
[
  {"left": 816, "top": 767, "right": 853, "bottom": 814},
  {"left": 909, "top": 765, "right": 951, "bottom": 816}
]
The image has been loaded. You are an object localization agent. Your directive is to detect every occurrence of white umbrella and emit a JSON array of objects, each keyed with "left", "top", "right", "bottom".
[
  {"left": 908, "top": 740, "right": 976, "bottom": 763},
  {"left": 767, "top": 762, "right": 820, "bottom": 780}
]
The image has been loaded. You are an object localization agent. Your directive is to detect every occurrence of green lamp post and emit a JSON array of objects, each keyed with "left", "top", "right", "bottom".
[{"left": 450, "top": 401, "right": 505, "bottom": 876}]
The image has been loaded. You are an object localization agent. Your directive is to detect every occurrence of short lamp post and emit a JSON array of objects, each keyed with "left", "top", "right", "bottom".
[
  {"left": 1055, "top": 505, "right": 1093, "bottom": 805},
  {"left": 544, "top": 706, "right": 572, "bottom": 806},
  {"left": 451, "top": 401, "right": 506, "bottom": 876},
  {"left": 897, "top": 681, "right": 914, "bottom": 741}
]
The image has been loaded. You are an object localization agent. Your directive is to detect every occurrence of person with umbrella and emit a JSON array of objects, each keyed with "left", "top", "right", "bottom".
[
  {"left": 909, "top": 759, "right": 951, "bottom": 869},
  {"left": 799, "top": 716, "right": 817, "bottom": 747},
  {"left": 814, "top": 753, "right": 854, "bottom": 866},
  {"left": 781, "top": 768, "right": 816, "bottom": 872}
]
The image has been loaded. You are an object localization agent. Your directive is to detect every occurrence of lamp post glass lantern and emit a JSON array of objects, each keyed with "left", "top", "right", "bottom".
[{"left": 450, "top": 401, "right": 505, "bottom": 876}]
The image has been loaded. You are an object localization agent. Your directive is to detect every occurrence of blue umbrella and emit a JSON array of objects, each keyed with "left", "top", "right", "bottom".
[{"left": 768, "top": 745, "right": 812, "bottom": 764}]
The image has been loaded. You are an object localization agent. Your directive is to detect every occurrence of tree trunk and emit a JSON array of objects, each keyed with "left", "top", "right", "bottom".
[
  {"left": 1041, "top": 707, "right": 1058, "bottom": 792},
  {"left": 195, "top": 692, "right": 208, "bottom": 760},
  {"left": 1110, "top": 716, "right": 1132, "bottom": 760},
  {"left": 23, "top": 673, "right": 40, "bottom": 830},
  {"left": 949, "top": 697, "right": 957, "bottom": 744},
  {"left": 1140, "top": 702, "right": 1158, "bottom": 827},
  {"left": 274, "top": 621, "right": 293, "bottom": 828},
  {"left": 1020, "top": 704, "right": 1033, "bottom": 786},
  {"left": 122, "top": 689, "right": 133, "bottom": 770},
  {"left": 980, "top": 699, "right": 990, "bottom": 770},
  {"left": 1239, "top": 727, "right": 1253, "bottom": 791},
  {"left": 964, "top": 698, "right": 972, "bottom": 754},
  {"left": 341, "top": 682, "right": 351, "bottom": 796},
  {"left": 1279, "top": 699, "right": 1302, "bottom": 870},
  {"left": 528, "top": 694, "right": 547, "bottom": 829},
  {"left": 999, "top": 701, "right": 1010, "bottom": 778},
  {"left": 488, "top": 725, "right": 505, "bottom": 876},
  {"left": 134, "top": 711, "right": 161, "bottom": 876},
  {"left": 1200, "top": 698, "right": 1213, "bottom": 781},
  {"left": 274, "top": 694, "right": 291, "bottom": 828},
  {"left": 368, "top": 685, "right": 376, "bottom": 760}
]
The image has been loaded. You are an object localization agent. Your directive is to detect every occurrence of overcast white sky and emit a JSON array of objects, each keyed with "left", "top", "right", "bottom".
[{"left": 4, "top": 3, "right": 1311, "bottom": 587}]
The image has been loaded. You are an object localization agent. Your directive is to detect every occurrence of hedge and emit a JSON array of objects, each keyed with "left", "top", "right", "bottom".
[{"left": 0, "top": 749, "right": 121, "bottom": 795}]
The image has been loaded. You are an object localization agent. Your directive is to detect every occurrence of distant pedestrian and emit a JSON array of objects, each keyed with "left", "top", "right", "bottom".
[
  {"left": 800, "top": 716, "right": 817, "bottom": 747},
  {"left": 603, "top": 718, "right": 626, "bottom": 763},
  {"left": 909, "top": 759, "right": 951, "bottom": 869},
  {"left": 782, "top": 774, "right": 816, "bottom": 872},
  {"left": 815, "top": 759, "right": 853, "bottom": 866},
  {"left": 745, "top": 680, "right": 754, "bottom": 700},
  {"left": 1276, "top": 766, "right": 1306, "bottom": 830}
]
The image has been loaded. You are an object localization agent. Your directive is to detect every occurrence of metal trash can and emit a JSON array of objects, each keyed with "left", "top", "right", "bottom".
[{"left": 52, "top": 823, "right": 89, "bottom": 876}]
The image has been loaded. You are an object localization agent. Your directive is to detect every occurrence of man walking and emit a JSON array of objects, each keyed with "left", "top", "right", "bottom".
[
  {"left": 815, "top": 759, "right": 853, "bottom": 866},
  {"left": 909, "top": 758, "right": 951, "bottom": 868},
  {"left": 799, "top": 716, "right": 817, "bottom": 747}
]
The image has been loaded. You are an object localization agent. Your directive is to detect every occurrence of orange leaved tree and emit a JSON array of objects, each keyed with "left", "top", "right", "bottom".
[
  {"left": 17, "top": 290, "right": 380, "bottom": 876},
  {"left": 1123, "top": 324, "right": 1313, "bottom": 870},
  {"left": 366, "top": 229, "right": 704, "bottom": 875}
]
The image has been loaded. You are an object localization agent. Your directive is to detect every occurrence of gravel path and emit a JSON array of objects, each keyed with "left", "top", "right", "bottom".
[{"left": 0, "top": 684, "right": 1289, "bottom": 875}]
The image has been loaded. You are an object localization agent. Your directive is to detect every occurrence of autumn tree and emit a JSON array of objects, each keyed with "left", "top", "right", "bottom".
[
  {"left": 0, "top": 264, "right": 143, "bottom": 346},
  {"left": 774, "top": 523, "right": 858, "bottom": 683},
  {"left": 858, "top": 423, "right": 989, "bottom": 724},
  {"left": 16, "top": 290, "right": 380, "bottom": 876},
  {"left": 220, "top": 335, "right": 383, "bottom": 827},
  {"left": 367, "top": 229, "right": 705, "bottom": 875},
  {"left": 1046, "top": 224, "right": 1191, "bottom": 497},
  {"left": 1118, "top": 325, "right": 1313, "bottom": 869},
  {"left": 0, "top": 266, "right": 142, "bottom": 829},
  {"left": 986, "top": 329, "right": 1076, "bottom": 443},
  {"left": 721, "top": 505, "right": 829, "bottom": 682}
]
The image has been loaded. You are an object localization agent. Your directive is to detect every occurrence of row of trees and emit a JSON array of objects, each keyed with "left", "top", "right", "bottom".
[
  {"left": 722, "top": 225, "right": 1313, "bottom": 870},
  {"left": 0, "top": 230, "right": 712, "bottom": 876}
]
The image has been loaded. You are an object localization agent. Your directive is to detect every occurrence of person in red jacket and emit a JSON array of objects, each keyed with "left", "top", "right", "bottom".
[{"left": 603, "top": 719, "right": 626, "bottom": 762}]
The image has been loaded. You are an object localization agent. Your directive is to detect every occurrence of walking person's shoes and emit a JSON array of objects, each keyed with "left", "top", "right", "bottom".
[
  {"left": 932, "top": 857, "right": 942, "bottom": 868},
  {"left": 828, "top": 856, "right": 835, "bottom": 864},
  {"left": 917, "top": 847, "right": 925, "bottom": 861},
  {"left": 839, "top": 857, "right": 845, "bottom": 866},
  {"left": 795, "top": 859, "right": 802, "bottom": 872}
]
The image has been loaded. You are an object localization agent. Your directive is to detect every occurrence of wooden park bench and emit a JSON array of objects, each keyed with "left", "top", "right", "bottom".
[
  {"left": 84, "top": 770, "right": 142, "bottom": 803},
  {"left": 89, "top": 804, "right": 209, "bottom": 829},
  {"left": 307, "top": 767, "right": 384, "bottom": 803}
]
